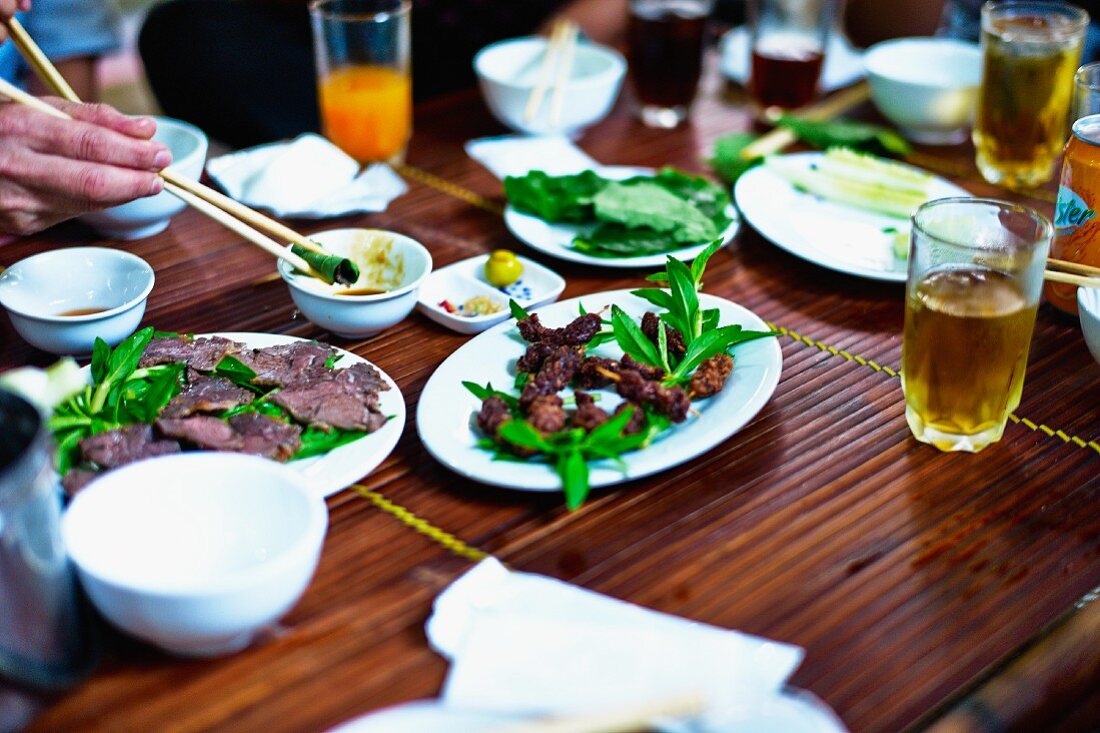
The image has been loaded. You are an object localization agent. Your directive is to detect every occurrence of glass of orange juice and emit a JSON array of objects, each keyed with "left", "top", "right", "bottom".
[{"left": 309, "top": 0, "right": 411, "bottom": 164}]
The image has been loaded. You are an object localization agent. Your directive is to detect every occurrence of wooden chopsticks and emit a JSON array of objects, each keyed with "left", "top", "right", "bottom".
[
  {"left": 739, "top": 80, "right": 871, "bottom": 160},
  {"left": 0, "top": 17, "right": 340, "bottom": 275},
  {"left": 524, "top": 19, "right": 579, "bottom": 129},
  {"left": 1046, "top": 257, "right": 1100, "bottom": 289}
]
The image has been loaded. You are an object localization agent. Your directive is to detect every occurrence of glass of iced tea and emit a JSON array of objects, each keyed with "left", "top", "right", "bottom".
[
  {"left": 627, "top": 0, "right": 715, "bottom": 128},
  {"left": 310, "top": 0, "right": 411, "bottom": 164},
  {"left": 747, "top": 0, "right": 835, "bottom": 117},
  {"left": 902, "top": 198, "right": 1051, "bottom": 452},
  {"left": 974, "top": 1, "right": 1089, "bottom": 189}
]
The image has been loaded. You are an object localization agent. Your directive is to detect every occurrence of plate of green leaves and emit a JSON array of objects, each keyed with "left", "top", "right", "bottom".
[
  {"left": 416, "top": 244, "right": 781, "bottom": 506},
  {"left": 503, "top": 166, "right": 740, "bottom": 268},
  {"left": 49, "top": 330, "right": 405, "bottom": 497}
]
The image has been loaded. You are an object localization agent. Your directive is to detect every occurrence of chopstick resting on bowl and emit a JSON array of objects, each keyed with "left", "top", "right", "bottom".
[
  {"left": 524, "top": 18, "right": 579, "bottom": 128},
  {"left": 1045, "top": 257, "right": 1100, "bottom": 289},
  {"left": 0, "top": 17, "right": 358, "bottom": 285}
]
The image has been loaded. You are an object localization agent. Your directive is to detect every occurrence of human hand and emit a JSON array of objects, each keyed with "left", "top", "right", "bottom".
[
  {"left": 0, "top": 0, "right": 32, "bottom": 45},
  {"left": 0, "top": 97, "right": 171, "bottom": 235}
]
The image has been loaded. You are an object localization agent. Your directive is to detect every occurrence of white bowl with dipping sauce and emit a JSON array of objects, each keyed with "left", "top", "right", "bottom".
[
  {"left": 80, "top": 116, "right": 208, "bottom": 240},
  {"left": 0, "top": 246, "right": 154, "bottom": 355},
  {"left": 279, "top": 228, "right": 432, "bottom": 338},
  {"left": 474, "top": 36, "right": 626, "bottom": 136},
  {"left": 864, "top": 37, "right": 982, "bottom": 145},
  {"left": 62, "top": 453, "right": 328, "bottom": 657},
  {"left": 1079, "top": 285, "right": 1100, "bottom": 366}
]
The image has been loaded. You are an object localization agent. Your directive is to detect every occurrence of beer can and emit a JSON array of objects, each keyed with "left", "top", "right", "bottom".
[{"left": 1048, "top": 114, "right": 1100, "bottom": 314}]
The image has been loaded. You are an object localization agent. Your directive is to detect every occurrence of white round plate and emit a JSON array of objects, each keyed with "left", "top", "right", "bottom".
[
  {"left": 77, "top": 332, "right": 405, "bottom": 497},
  {"left": 504, "top": 166, "right": 741, "bottom": 269},
  {"left": 416, "top": 290, "right": 782, "bottom": 492},
  {"left": 734, "top": 152, "right": 970, "bottom": 282}
]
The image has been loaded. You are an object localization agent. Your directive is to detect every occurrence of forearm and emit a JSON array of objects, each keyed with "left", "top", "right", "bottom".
[{"left": 27, "top": 56, "right": 98, "bottom": 101}]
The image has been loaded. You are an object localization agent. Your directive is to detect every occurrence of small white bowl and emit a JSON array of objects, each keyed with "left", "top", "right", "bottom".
[
  {"left": 1079, "top": 286, "right": 1100, "bottom": 366},
  {"left": 474, "top": 36, "right": 626, "bottom": 137},
  {"left": 279, "top": 228, "right": 432, "bottom": 338},
  {"left": 62, "top": 453, "right": 328, "bottom": 657},
  {"left": 80, "top": 116, "right": 209, "bottom": 240},
  {"left": 417, "top": 253, "right": 565, "bottom": 334},
  {"left": 0, "top": 246, "right": 154, "bottom": 355},
  {"left": 864, "top": 37, "right": 981, "bottom": 145}
]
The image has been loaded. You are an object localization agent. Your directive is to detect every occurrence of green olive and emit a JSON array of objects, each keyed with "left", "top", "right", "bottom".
[{"left": 485, "top": 250, "right": 523, "bottom": 287}]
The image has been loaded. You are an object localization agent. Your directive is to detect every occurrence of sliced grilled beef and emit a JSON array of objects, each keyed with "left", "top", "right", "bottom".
[
  {"left": 477, "top": 396, "right": 511, "bottom": 437},
  {"left": 78, "top": 424, "right": 181, "bottom": 469},
  {"left": 228, "top": 414, "right": 301, "bottom": 461},
  {"left": 61, "top": 469, "right": 100, "bottom": 495},
  {"left": 139, "top": 336, "right": 244, "bottom": 371},
  {"left": 272, "top": 363, "right": 388, "bottom": 432},
  {"left": 156, "top": 416, "right": 242, "bottom": 451},
  {"left": 160, "top": 375, "right": 255, "bottom": 418},
  {"left": 236, "top": 342, "right": 337, "bottom": 387},
  {"left": 571, "top": 391, "right": 609, "bottom": 432}
]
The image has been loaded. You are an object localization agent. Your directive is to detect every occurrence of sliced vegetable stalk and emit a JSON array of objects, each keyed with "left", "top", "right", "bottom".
[{"left": 291, "top": 244, "right": 360, "bottom": 285}]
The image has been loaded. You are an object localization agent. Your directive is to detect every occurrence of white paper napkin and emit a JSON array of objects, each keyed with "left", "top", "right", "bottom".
[
  {"left": 206, "top": 133, "right": 407, "bottom": 219},
  {"left": 465, "top": 135, "right": 599, "bottom": 180},
  {"left": 428, "top": 559, "right": 806, "bottom": 722}
]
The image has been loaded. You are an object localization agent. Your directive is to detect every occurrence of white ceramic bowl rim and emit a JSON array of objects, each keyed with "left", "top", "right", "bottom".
[
  {"left": 62, "top": 454, "right": 328, "bottom": 596},
  {"left": 0, "top": 247, "right": 155, "bottom": 322},
  {"left": 474, "top": 35, "right": 627, "bottom": 91},
  {"left": 1079, "top": 282, "right": 1100, "bottom": 313},
  {"left": 279, "top": 230, "right": 433, "bottom": 302},
  {"left": 864, "top": 37, "right": 982, "bottom": 89},
  {"left": 152, "top": 116, "right": 208, "bottom": 171}
]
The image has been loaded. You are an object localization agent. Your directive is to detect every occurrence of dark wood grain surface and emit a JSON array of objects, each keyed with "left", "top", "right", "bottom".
[{"left": 2, "top": 68, "right": 1098, "bottom": 733}]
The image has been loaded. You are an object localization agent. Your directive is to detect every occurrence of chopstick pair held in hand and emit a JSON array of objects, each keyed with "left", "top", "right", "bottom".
[
  {"left": 0, "top": 16, "right": 356, "bottom": 284},
  {"left": 524, "top": 18, "right": 579, "bottom": 129}
]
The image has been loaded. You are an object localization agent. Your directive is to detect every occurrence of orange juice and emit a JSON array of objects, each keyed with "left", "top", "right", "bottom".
[{"left": 319, "top": 65, "right": 411, "bottom": 163}]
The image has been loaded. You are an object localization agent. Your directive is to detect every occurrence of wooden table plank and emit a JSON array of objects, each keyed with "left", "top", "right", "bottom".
[{"left": 3, "top": 69, "right": 1097, "bottom": 733}]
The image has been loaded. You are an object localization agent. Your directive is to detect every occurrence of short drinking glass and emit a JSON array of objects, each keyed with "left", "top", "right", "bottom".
[
  {"left": 310, "top": 0, "right": 412, "bottom": 164},
  {"left": 902, "top": 198, "right": 1051, "bottom": 452},
  {"left": 628, "top": 0, "right": 714, "bottom": 128},
  {"left": 973, "top": 1, "right": 1089, "bottom": 189},
  {"left": 1073, "top": 61, "right": 1100, "bottom": 119},
  {"left": 747, "top": 0, "right": 834, "bottom": 116}
]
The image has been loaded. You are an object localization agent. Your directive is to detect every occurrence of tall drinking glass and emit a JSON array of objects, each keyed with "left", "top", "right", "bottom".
[
  {"left": 747, "top": 0, "right": 834, "bottom": 116},
  {"left": 973, "top": 1, "right": 1089, "bottom": 189},
  {"left": 628, "top": 0, "right": 715, "bottom": 129},
  {"left": 1073, "top": 61, "right": 1100, "bottom": 119},
  {"left": 902, "top": 199, "right": 1051, "bottom": 452},
  {"left": 310, "top": 0, "right": 411, "bottom": 164}
]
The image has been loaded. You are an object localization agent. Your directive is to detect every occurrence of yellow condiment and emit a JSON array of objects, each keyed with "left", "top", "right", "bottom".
[{"left": 484, "top": 250, "right": 523, "bottom": 287}]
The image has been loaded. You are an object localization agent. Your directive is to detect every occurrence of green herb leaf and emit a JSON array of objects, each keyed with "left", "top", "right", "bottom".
[
  {"left": 573, "top": 224, "right": 684, "bottom": 258},
  {"left": 610, "top": 305, "right": 661, "bottom": 368},
  {"left": 665, "top": 257, "right": 700, "bottom": 343},
  {"left": 559, "top": 449, "right": 590, "bottom": 510},
  {"left": 323, "top": 353, "right": 343, "bottom": 368},
  {"left": 212, "top": 355, "right": 263, "bottom": 392},
  {"left": 586, "top": 331, "right": 617, "bottom": 349},
  {"left": 509, "top": 299, "right": 530, "bottom": 321},
  {"left": 709, "top": 132, "right": 762, "bottom": 183},
  {"left": 690, "top": 240, "right": 724, "bottom": 286},
  {"left": 776, "top": 116, "right": 911, "bottom": 157},
  {"left": 583, "top": 404, "right": 636, "bottom": 447},
  {"left": 671, "top": 326, "right": 778, "bottom": 382},
  {"left": 462, "top": 381, "right": 520, "bottom": 411},
  {"left": 292, "top": 426, "right": 368, "bottom": 460},
  {"left": 498, "top": 420, "right": 551, "bottom": 451},
  {"left": 593, "top": 182, "right": 717, "bottom": 244},
  {"left": 90, "top": 338, "right": 110, "bottom": 385},
  {"left": 514, "top": 371, "right": 530, "bottom": 390},
  {"left": 630, "top": 287, "right": 674, "bottom": 311},
  {"left": 504, "top": 170, "right": 607, "bottom": 223}
]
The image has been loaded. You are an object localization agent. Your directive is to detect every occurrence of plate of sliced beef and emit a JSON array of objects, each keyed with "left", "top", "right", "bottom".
[
  {"left": 63, "top": 333, "right": 404, "bottom": 497},
  {"left": 416, "top": 290, "right": 781, "bottom": 492}
]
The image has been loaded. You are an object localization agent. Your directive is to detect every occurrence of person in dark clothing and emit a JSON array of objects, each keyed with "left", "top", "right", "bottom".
[{"left": 139, "top": 0, "right": 588, "bottom": 148}]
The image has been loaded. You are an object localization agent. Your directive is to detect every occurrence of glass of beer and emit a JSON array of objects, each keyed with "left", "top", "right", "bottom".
[
  {"left": 310, "top": 0, "right": 412, "bottom": 164},
  {"left": 628, "top": 0, "right": 715, "bottom": 129},
  {"left": 973, "top": 1, "right": 1089, "bottom": 190},
  {"left": 902, "top": 198, "right": 1051, "bottom": 452},
  {"left": 747, "top": 0, "right": 835, "bottom": 117}
]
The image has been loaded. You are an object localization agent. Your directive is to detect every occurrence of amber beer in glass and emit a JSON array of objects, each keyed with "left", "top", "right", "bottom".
[
  {"left": 902, "top": 199, "right": 1050, "bottom": 452},
  {"left": 310, "top": 0, "right": 412, "bottom": 164},
  {"left": 1047, "top": 114, "right": 1100, "bottom": 313},
  {"left": 973, "top": 1, "right": 1088, "bottom": 189}
]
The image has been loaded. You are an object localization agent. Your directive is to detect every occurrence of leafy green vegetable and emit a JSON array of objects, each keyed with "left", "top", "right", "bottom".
[
  {"left": 709, "top": 132, "right": 763, "bottom": 184},
  {"left": 291, "top": 426, "right": 369, "bottom": 460},
  {"left": 669, "top": 326, "right": 775, "bottom": 385},
  {"left": 290, "top": 244, "right": 360, "bottom": 285},
  {"left": 509, "top": 299, "right": 530, "bottom": 321},
  {"left": 504, "top": 170, "right": 606, "bottom": 223},
  {"left": 610, "top": 305, "right": 661, "bottom": 368},
  {"left": 559, "top": 449, "right": 589, "bottom": 510},
  {"left": 776, "top": 116, "right": 910, "bottom": 157},
  {"left": 593, "top": 182, "right": 717, "bottom": 244},
  {"left": 463, "top": 381, "right": 520, "bottom": 412},
  {"left": 574, "top": 224, "right": 685, "bottom": 258},
  {"left": 211, "top": 355, "right": 263, "bottom": 393}
]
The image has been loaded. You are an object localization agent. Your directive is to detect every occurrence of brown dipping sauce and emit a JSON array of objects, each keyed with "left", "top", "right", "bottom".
[
  {"left": 58, "top": 307, "right": 108, "bottom": 317},
  {"left": 334, "top": 288, "right": 388, "bottom": 296}
]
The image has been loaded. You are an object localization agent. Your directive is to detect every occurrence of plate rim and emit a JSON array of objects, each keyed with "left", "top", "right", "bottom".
[
  {"left": 504, "top": 165, "right": 742, "bottom": 270},
  {"left": 734, "top": 151, "right": 971, "bottom": 283},
  {"left": 415, "top": 289, "right": 782, "bottom": 492}
]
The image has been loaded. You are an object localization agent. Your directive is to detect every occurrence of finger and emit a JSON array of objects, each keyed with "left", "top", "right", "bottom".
[
  {"left": 28, "top": 114, "right": 171, "bottom": 170},
  {"left": 43, "top": 98, "right": 158, "bottom": 140},
  {"left": 14, "top": 152, "right": 164, "bottom": 206},
  {"left": 0, "top": 0, "right": 18, "bottom": 18}
]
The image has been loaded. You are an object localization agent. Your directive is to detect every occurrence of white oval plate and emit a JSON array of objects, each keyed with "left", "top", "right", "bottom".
[
  {"left": 504, "top": 166, "right": 741, "bottom": 270},
  {"left": 416, "top": 290, "right": 781, "bottom": 492},
  {"left": 734, "top": 152, "right": 971, "bottom": 283},
  {"left": 77, "top": 332, "right": 405, "bottom": 497}
]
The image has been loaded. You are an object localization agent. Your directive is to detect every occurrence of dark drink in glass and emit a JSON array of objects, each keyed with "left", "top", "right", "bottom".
[
  {"left": 749, "top": 41, "right": 824, "bottom": 109},
  {"left": 747, "top": 0, "right": 834, "bottom": 116},
  {"left": 628, "top": 0, "right": 714, "bottom": 128}
]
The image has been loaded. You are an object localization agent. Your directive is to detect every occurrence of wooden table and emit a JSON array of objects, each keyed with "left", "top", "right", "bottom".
[{"left": 4, "top": 74, "right": 1098, "bottom": 733}]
